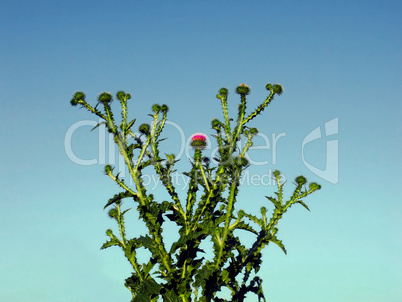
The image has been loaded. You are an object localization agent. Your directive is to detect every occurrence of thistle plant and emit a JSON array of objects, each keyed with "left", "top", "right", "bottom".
[{"left": 70, "top": 83, "right": 321, "bottom": 302}]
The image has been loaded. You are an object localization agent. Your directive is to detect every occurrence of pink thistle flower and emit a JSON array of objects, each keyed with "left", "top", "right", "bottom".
[{"left": 190, "top": 133, "right": 207, "bottom": 149}]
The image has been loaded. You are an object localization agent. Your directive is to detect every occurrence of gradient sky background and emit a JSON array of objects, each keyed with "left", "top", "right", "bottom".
[{"left": 1, "top": 0, "right": 401, "bottom": 301}]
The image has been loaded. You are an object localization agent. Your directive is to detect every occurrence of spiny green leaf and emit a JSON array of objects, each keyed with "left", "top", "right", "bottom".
[
  {"left": 125, "top": 275, "right": 161, "bottom": 302},
  {"left": 297, "top": 200, "right": 310, "bottom": 211},
  {"left": 269, "top": 235, "right": 287, "bottom": 254},
  {"left": 126, "top": 118, "right": 136, "bottom": 130},
  {"left": 100, "top": 237, "right": 121, "bottom": 250},
  {"left": 169, "top": 230, "right": 207, "bottom": 254},
  {"left": 90, "top": 121, "right": 106, "bottom": 132},
  {"left": 104, "top": 191, "right": 134, "bottom": 209},
  {"left": 235, "top": 221, "right": 259, "bottom": 235},
  {"left": 243, "top": 212, "right": 264, "bottom": 227}
]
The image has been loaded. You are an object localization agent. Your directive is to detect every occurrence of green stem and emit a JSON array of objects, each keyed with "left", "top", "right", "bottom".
[
  {"left": 116, "top": 204, "right": 127, "bottom": 245},
  {"left": 105, "top": 170, "right": 137, "bottom": 198},
  {"left": 120, "top": 97, "right": 128, "bottom": 138},
  {"left": 149, "top": 114, "right": 186, "bottom": 220},
  {"left": 197, "top": 161, "right": 210, "bottom": 192},
  {"left": 240, "top": 133, "right": 254, "bottom": 157},
  {"left": 243, "top": 90, "right": 275, "bottom": 125},
  {"left": 191, "top": 165, "right": 228, "bottom": 232},
  {"left": 215, "top": 177, "right": 238, "bottom": 269},
  {"left": 219, "top": 94, "right": 232, "bottom": 145},
  {"left": 104, "top": 112, "right": 173, "bottom": 275},
  {"left": 230, "top": 94, "right": 246, "bottom": 155},
  {"left": 78, "top": 100, "right": 107, "bottom": 120}
]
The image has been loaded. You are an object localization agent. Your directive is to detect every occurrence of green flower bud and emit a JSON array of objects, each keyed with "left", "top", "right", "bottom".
[
  {"left": 98, "top": 92, "right": 112, "bottom": 103},
  {"left": 108, "top": 208, "right": 118, "bottom": 219},
  {"left": 250, "top": 128, "right": 258, "bottom": 135},
  {"left": 126, "top": 93, "right": 131, "bottom": 100},
  {"left": 161, "top": 104, "right": 169, "bottom": 113},
  {"left": 236, "top": 83, "right": 250, "bottom": 95},
  {"left": 70, "top": 91, "right": 85, "bottom": 106},
  {"left": 203, "top": 157, "right": 210, "bottom": 165},
  {"left": 295, "top": 175, "right": 307, "bottom": 185},
  {"left": 211, "top": 118, "right": 220, "bottom": 129},
  {"left": 139, "top": 123, "right": 150, "bottom": 135},
  {"left": 106, "top": 229, "right": 113, "bottom": 236},
  {"left": 70, "top": 98, "right": 79, "bottom": 106},
  {"left": 75, "top": 91, "right": 85, "bottom": 100},
  {"left": 273, "top": 84, "right": 283, "bottom": 95},
  {"left": 104, "top": 164, "right": 112, "bottom": 174},
  {"left": 273, "top": 170, "right": 280, "bottom": 177},
  {"left": 219, "top": 88, "right": 228, "bottom": 95},
  {"left": 116, "top": 91, "right": 126, "bottom": 101},
  {"left": 266, "top": 83, "right": 273, "bottom": 90},
  {"left": 309, "top": 182, "right": 321, "bottom": 190},
  {"left": 152, "top": 104, "right": 161, "bottom": 113}
]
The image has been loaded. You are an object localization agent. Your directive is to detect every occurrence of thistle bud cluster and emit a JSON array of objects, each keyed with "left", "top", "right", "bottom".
[
  {"left": 266, "top": 83, "right": 283, "bottom": 95},
  {"left": 139, "top": 123, "right": 150, "bottom": 135},
  {"left": 116, "top": 91, "right": 131, "bottom": 101},
  {"left": 70, "top": 91, "right": 85, "bottom": 106}
]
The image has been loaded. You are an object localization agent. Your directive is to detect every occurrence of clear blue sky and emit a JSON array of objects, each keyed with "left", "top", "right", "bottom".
[{"left": 1, "top": 0, "right": 401, "bottom": 301}]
